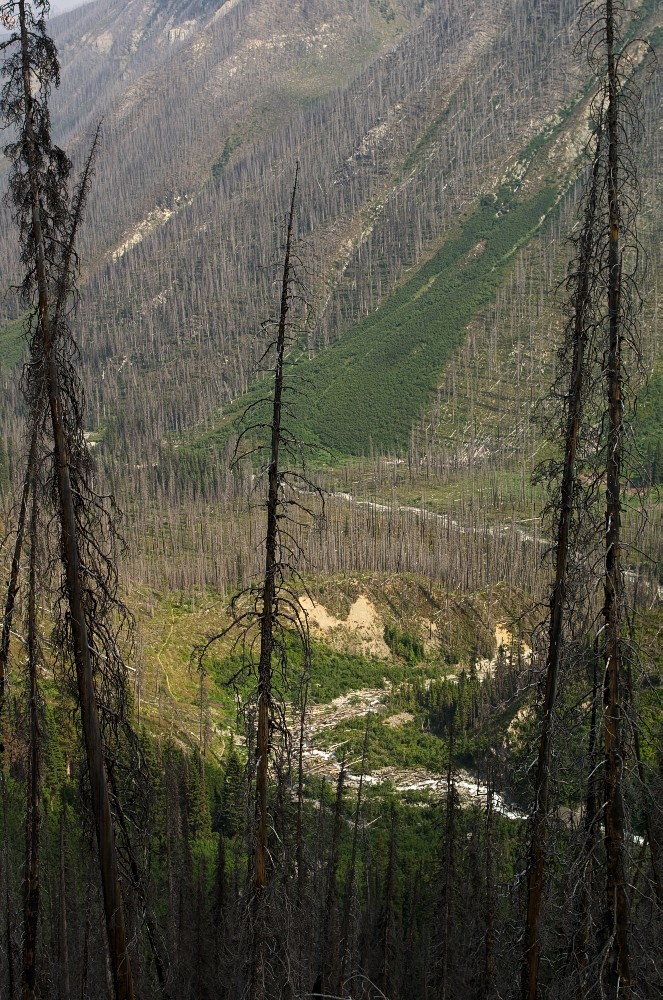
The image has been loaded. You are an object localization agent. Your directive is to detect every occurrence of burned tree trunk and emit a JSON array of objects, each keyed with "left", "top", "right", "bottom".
[
  {"left": 22, "top": 487, "right": 40, "bottom": 1000},
  {"left": 1, "top": 4, "right": 135, "bottom": 997},
  {"left": 522, "top": 138, "right": 603, "bottom": 1000},
  {"left": 522, "top": 1, "right": 648, "bottom": 993},
  {"left": 0, "top": 425, "right": 38, "bottom": 720},
  {"left": 601, "top": 4, "right": 630, "bottom": 991},
  {"left": 250, "top": 166, "right": 300, "bottom": 1000}
]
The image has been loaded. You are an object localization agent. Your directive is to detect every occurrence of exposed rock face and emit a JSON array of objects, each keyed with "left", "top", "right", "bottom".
[{"left": 168, "top": 19, "right": 197, "bottom": 44}]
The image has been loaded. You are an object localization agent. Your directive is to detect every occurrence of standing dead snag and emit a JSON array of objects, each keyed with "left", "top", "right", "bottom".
[
  {"left": 483, "top": 765, "right": 495, "bottom": 1000},
  {"left": 574, "top": 651, "right": 601, "bottom": 996},
  {"left": 438, "top": 725, "right": 458, "bottom": 1000},
  {"left": 254, "top": 161, "right": 304, "bottom": 879},
  {"left": 198, "top": 164, "right": 321, "bottom": 1000},
  {"left": 579, "top": 3, "right": 649, "bottom": 990},
  {"left": 247, "top": 161, "right": 325, "bottom": 999},
  {"left": 23, "top": 480, "right": 40, "bottom": 1000},
  {"left": 0, "top": 423, "right": 38, "bottom": 721},
  {"left": 249, "top": 165, "right": 301, "bottom": 1000},
  {"left": 338, "top": 713, "right": 371, "bottom": 994},
  {"left": 521, "top": 112, "right": 604, "bottom": 1000},
  {"left": 521, "top": 2, "right": 648, "bottom": 995},
  {"left": 1, "top": 3, "right": 135, "bottom": 997},
  {"left": 601, "top": 2, "right": 630, "bottom": 990}
]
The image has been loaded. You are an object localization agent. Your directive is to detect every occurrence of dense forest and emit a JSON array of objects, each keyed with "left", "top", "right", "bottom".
[{"left": 0, "top": 0, "right": 661, "bottom": 998}]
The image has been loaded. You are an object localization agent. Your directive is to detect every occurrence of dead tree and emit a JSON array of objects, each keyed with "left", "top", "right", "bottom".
[
  {"left": 1, "top": 4, "right": 136, "bottom": 996},
  {"left": 0, "top": 423, "right": 38, "bottom": 721},
  {"left": 521, "top": 100, "right": 604, "bottom": 1000},
  {"left": 22, "top": 483, "right": 40, "bottom": 1000},
  {"left": 600, "top": 3, "right": 630, "bottom": 992},
  {"left": 584, "top": 2, "right": 648, "bottom": 991},
  {"left": 483, "top": 765, "right": 495, "bottom": 1000},
  {"left": 339, "top": 713, "right": 371, "bottom": 994},
  {"left": 521, "top": 2, "right": 649, "bottom": 994},
  {"left": 438, "top": 728, "right": 458, "bottom": 1000},
  {"left": 197, "top": 164, "right": 321, "bottom": 1000},
  {"left": 573, "top": 652, "right": 601, "bottom": 998}
]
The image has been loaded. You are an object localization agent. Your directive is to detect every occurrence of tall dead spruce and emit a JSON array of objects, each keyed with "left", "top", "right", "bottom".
[
  {"left": 522, "top": 1, "right": 649, "bottom": 997},
  {"left": 1, "top": 2, "right": 135, "bottom": 997},
  {"left": 521, "top": 78, "right": 604, "bottom": 1000},
  {"left": 199, "top": 165, "right": 320, "bottom": 1000}
]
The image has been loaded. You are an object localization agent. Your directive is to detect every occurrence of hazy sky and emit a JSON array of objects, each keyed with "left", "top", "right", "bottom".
[{"left": 49, "top": 0, "right": 92, "bottom": 14}]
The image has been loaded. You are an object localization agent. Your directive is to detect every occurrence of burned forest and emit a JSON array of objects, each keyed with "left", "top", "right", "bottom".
[{"left": 0, "top": 0, "right": 661, "bottom": 998}]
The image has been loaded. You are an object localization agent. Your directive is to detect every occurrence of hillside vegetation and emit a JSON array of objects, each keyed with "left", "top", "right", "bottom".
[
  {"left": 0, "top": 0, "right": 609, "bottom": 479},
  {"left": 0, "top": 0, "right": 661, "bottom": 998}
]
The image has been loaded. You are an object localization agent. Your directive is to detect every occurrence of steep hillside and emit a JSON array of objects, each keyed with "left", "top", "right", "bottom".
[
  {"left": 0, "top": 0, "right": 616, "bottom": 464},
  {"left": 0, "top": 0, "right": 660, "bottom": 591}
]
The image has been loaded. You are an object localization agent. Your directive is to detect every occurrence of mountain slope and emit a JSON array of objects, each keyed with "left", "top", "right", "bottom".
[
  {"left": 0, "top": 0, "right": 602, "bottom": 460},
  {"left": 0, "top": 0, "right": 660, "bottom": 593}
]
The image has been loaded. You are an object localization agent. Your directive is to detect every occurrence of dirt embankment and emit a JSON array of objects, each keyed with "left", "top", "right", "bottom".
[{"left": 299, "top": 593, "right": 391, "bottom": 658}]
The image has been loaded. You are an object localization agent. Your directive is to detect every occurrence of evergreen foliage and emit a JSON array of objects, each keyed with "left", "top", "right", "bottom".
[{"left": 384, "top": 625, "right": 424, "bottom": 663}]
